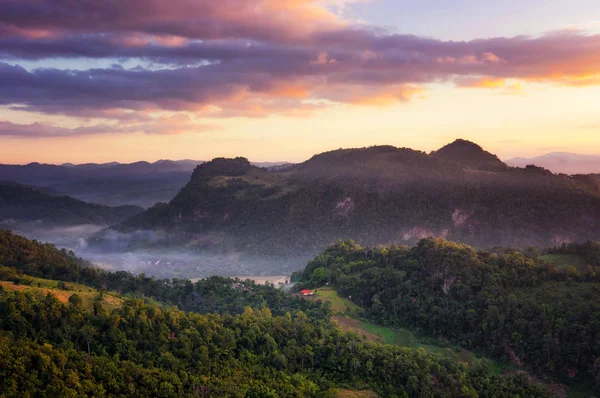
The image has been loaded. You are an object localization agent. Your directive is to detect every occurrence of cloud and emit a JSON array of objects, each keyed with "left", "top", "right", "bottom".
[
  {"left": 455, "top": 77, "right": 508, "bottom": 88},
  {"left": 0, "top": 115, "right": 220, "bottom": 138},
  {"left": 0, "top": 0, "right": 345, "bottom": 43},
  {"left": 1, "top": 30, "right": 597, "bottom": 115},
  {"left": 0, "top": 120, "right": 126, "bottom": 137},
  {"left": 454, "top": 77, "right": 525, "bottom": 94},
  {"left": 1, "top": 0, "right": 600, "bottom": 136}
]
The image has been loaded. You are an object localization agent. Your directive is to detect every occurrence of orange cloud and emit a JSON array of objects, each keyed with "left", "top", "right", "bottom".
[
  {"left": 554, "top": 74, "right": 600, "bottom": 87},
  {"left": 0, "top": 24, "right": 61, "bottom": 40},
  {"left": 270, "top": 85, "right": 311, "bottom": 99},
  {"left": 322, "top": 84, "right": 426, "bottom": 106},
  {"left": 458, "top": 78, "right": 507, "bottom": 88},
  {"left": 455, "top": 77, "right": 525, "bottom": 94}
]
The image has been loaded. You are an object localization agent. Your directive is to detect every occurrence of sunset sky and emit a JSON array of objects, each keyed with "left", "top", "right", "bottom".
[{"left": 1, "top": 0, "right": 600, "bottom": 164}]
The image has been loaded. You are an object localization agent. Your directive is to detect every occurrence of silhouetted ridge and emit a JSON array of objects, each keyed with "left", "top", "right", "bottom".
[
  {"left": 522, "top": 164, "right": 553, "bottom": 175},
  {"left": 191, "top": 157, "right": 253, "bottom": 179},
  {"left": 291, "top": 145, "right": 456, "bottom": 180},
  {"left": 431, "top": 139, "right": 508, "bottom": 171},
  {"left": 301, "top": 145, "right": 404, "bottom": 167},
  {"left": 0, "top": 183, "right": 142, "bottom": 225}
]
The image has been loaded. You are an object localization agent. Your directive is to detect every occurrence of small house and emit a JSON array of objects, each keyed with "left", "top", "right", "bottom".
[{"left": 300, "top": 289, "right": 314, "bottom": 296}]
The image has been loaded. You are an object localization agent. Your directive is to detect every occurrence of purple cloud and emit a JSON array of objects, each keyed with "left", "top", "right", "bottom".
[
  {"left": 1, "top": 0, "right": 600, "bottom": 137},
  {"left": 0, "top": 115, "right": 220, "bottom": 138}
]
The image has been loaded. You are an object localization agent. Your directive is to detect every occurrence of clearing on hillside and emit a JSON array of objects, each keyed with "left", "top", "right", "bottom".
[
  {"left": 0, "top": 279, "right": 123, "bottom": 310},
  {"left": 332, "top": 315, "right": 379, "bottom": 342},
  {"left": 538, "top": 254, "right": 588, "bottom": 269},
  {"left": 310, "top": 287, "right": 363, "bottom": 314},
  {"left": 334, "top": 389, "right": 379, "bottom": 398}
]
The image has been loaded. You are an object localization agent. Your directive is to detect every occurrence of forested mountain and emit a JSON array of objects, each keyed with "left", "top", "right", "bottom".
[
  {"left": 0, "top": 160, "right": 291, "bottom": 208},
  {"left": 105, "top": 140, "right": 600, "bottom": 264},
  {"left": 0, "top": 183, "right": 142, "bottom": 227},
  {"left": 293, "top": 238, "right": 600, "bottom": 392},
  {"left": 0, "top": 230, "right": 551, "bottom": 397}
]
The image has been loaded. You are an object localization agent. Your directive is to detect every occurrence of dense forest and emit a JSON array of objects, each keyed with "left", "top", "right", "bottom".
[
  {"left": 0, "top": 230, "right": 553, "bottom": 397},
  {"left": 293, "top": 238, "right": 600, "bottom": 392},
  {"left": 102, "top": 140, "right": 600, "bottom": 265}
]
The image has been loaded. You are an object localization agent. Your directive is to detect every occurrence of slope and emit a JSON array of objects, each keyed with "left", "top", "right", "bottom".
[
  {"left": 0, "top": 231, "right": 551, "bottom": 397},
  {"left": 0, "top": 182, "right": 142, "bottom": 226},
  {"left": 430, "top": 139, "right": 509, "bottom": 171},
  {"left": 294, "top": 238, "right": 600, "bottom": 393},
  {"left": 107, "top": 141, "right": 600, "bottom": 262}
]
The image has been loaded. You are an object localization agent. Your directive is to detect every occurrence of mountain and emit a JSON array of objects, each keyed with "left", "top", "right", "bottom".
[
  {"left": 0, "top": 180, "right": 61, "bottom": 196},
  {"left": 0, "top": 182, "right": 142, "bottom": 227},
  {"left": 506, "top": 152, "right": 600, "bottom": 174},
  {"left": 431, "top": 139, "right": 509, "bottom": 171},
  {"left": 0, "top": 159, "right": 292, "bottom": 208},
  {"left": 0, "top": 160, "right": 203, "bottom": 208},
  {"left": 96, "top": 140, "right": 600, "bottom": 267}
]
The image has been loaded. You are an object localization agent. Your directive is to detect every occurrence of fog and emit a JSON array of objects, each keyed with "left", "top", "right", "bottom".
[
  {"left": 9, "top": 224, "right": 306, "bottom": 279},
  {"left": 9, "top": 224, "right": 105, "bottom": 249}
]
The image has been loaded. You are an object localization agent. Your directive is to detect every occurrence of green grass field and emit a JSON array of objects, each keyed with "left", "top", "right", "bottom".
[
  {"left": 362, "top": 321, "right": 507, "bottom": 372},
  {"left": 317, "top": 288, "right": 507, "bottom": 375},
  {"left": 538, "top": 254, "right": 588, "bottom": 269},
  {"left": 313, "top": 287, "right": 363, "bottom": 314}
]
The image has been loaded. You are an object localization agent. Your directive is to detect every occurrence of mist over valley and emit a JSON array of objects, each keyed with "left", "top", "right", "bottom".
[{"left": 4, "top": 140, "right": 600, "bottom": 282}]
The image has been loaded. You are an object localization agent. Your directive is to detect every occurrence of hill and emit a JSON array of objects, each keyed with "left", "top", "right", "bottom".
[
  {"left": 293, "top": 238, "right": 600, "bottom": 393},
  {"left": 0, "top": 180, "right": 61, "bottom": 196},
  {"left": 431, "top": 139, "right": 509, "bottom": 171},
  {"left": 102, "top": 140, "right": 600, "bottom": 267},
  {"left": 506, "top": 152, "right": 600, "bottom": 174},
  {"left": 0, "top": 231, "right": 550, "bottom": 397},
  {"left": 0, "top": 183, "right": 142, "bottom": 227}
]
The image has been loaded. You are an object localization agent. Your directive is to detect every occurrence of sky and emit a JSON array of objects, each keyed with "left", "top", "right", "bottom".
[{"left": 1, "top": 0, "right": 600, "bottom": 164}]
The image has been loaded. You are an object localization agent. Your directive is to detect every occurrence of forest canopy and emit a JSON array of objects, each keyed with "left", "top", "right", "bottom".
[
  {"left": 294, "top": 238, "right": 600, "bottom": 393},
  {"left": 0, "top": 230, "right": 554, "bottom": 397}
]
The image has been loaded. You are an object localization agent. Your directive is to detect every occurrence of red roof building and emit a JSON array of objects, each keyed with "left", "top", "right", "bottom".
[{"left": 300, "top": 289, "right": 314, "bottom": 296}]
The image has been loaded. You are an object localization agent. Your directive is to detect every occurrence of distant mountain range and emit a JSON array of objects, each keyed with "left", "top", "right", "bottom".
[
  {"left": 91, "top": 140, "right": 600, "bottom": 265},
  {"left": 0, "top": 160, "right": 292, "bottom": 208},
  {"left": 0, "top": 182, "right": 142, "bottom": 228},
  {"left": 506, "top": 152, "right": 600, "bottom": 174}
]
